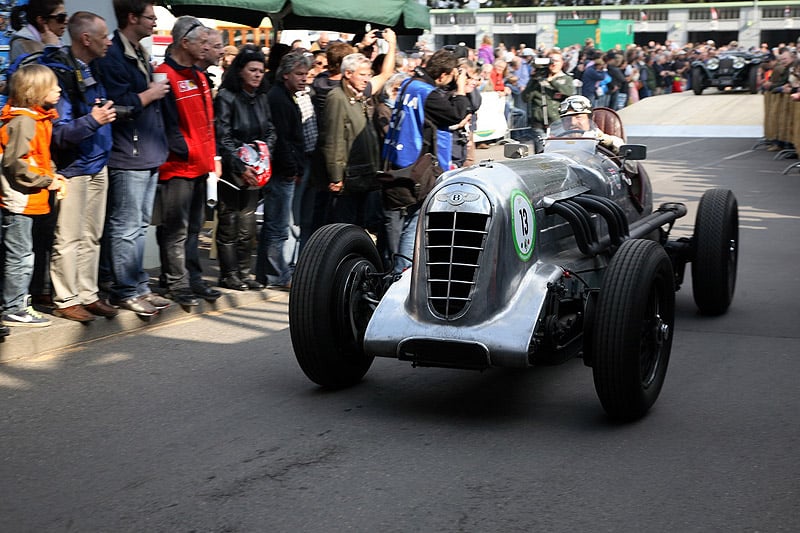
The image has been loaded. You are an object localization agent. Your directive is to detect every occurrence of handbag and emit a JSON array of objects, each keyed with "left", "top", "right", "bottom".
[{"left": 378, "top": 152, "right": 442, "bottom": 209}]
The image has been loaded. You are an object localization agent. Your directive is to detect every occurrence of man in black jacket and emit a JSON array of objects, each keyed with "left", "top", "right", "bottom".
[{"left": 255, "top": 51, "right": 316, "bottom": 290}]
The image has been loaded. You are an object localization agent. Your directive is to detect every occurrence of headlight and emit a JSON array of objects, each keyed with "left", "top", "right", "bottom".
[
  {"left": 707, "top": 58, "right": 719, "bottom": 70},
  {"left": 732, "top": 57, "right": 746, "bottom": 69}
]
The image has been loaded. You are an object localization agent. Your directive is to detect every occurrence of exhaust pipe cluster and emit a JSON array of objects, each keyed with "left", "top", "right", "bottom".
[{"left": 545, "top": 194, "right": 630, "bottom": 257}]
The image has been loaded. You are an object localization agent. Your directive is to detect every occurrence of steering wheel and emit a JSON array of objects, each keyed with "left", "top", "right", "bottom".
[{"left": 555, "top": 129, "right": 589, "bottom": 137}]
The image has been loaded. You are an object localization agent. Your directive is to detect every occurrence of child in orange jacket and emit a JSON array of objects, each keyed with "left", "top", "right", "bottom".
[{"left": 1, "top": 64, "right": 66, "bottom": 328}]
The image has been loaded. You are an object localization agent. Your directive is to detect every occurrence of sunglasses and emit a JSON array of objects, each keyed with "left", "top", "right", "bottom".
[
  {"left": 47, "top": 13, "right": 68, "bottom": 23},
  {"left": 559, "top": 98, "right": 591, "bottom": 115},
  {"left": 179, "top": 21, "right": 204, "bottom": 43}
]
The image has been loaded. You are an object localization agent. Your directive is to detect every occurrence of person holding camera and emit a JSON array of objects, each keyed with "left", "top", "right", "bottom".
[
  {"left": 521, "top": 50, "right": 574, "bottom": 153},
  {"left": 94, "top": 0, "right": 171, "bottom": 317},
  {"left": 37, "top": 11, "right": 118, "bottom": 322}
]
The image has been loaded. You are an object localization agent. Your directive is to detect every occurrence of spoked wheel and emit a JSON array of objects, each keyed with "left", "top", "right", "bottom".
[
  {"left": 592, "top": 239, "right": 675, "bottom": 421},
  {"left": 289, "top": 224, "right": 383, "bottom": 388},
  {"left": 691, "top": 188, "right": 738, "bottom": 315}
]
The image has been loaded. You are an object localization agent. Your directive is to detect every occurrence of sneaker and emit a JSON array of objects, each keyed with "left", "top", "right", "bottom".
[
  {"left": 0, "top": 324, "right": 9, "bottom": 337},
  {"left": 3, "top": 306, "right": 52, "bottom": 327},
  {"left": 141, "top": 293, "right": 171, "bottom": 310}
]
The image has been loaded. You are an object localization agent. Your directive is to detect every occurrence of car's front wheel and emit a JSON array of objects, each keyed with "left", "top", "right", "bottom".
[
  {"left": 592, "top": 239, "right": 675, "bottom": 421},
  {"left": 692, "top": 67, "right": 705, "bottom": 95},
  {"left": 289, "top": 224, "right": 383, "bottom": 388}
]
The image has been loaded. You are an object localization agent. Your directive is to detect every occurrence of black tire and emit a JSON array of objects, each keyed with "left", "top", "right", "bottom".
[
  {"left": 592, "top": 239, "right": 675, "bottom": 421},
  {"left": 289, "top": 224, "right": 382, "bottom": 388},
  {"left": 747, "top": 66, "right": 758, "bottom": 94},
  {"left": 691, "top": 189, "right": 738, "bottom": 315},
  {"left": 692, "top": 67, "right": 705, "bottom": 95}
]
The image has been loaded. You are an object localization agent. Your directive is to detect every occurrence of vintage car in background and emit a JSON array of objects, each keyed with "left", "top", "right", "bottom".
[
  {"left": 691, "top": 51, "right": 763, "bottom": 95},
  {"left": 288, "top": 113, "right": 739, "bottom": 421}
]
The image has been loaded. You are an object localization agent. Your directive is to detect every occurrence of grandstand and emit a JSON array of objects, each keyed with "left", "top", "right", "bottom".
[{"left": 430, "top": 1, "right": 800, "bottom": 50}]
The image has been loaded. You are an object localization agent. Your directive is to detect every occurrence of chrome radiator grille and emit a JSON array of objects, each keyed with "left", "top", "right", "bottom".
[
  {"left": 425, "top": 211, "right": 490, "bottom": 319},
  {"left": 719, "top": 57, "right": 734, "bottom": 75}
]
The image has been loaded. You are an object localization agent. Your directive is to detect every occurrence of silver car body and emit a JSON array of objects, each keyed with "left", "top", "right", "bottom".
[{"left": 364, "top": 139, "right": 651, "bottom": 369}]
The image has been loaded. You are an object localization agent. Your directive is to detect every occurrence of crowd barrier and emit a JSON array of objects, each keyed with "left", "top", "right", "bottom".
[{"left": 762, "top": 91, "right": 800, "bottom": 173}]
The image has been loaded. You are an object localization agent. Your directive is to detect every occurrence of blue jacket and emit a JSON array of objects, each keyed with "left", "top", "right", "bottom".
[
  {"left": 581, "top": 63, "right": 608, "bottom": 99},
  {"left": 39, "top": 46, "right": 112, "bottom": 177},
  {"left": 383, "top": 77, "right": 456, "bottom": 170},
  {"left": 94, "top": 30, "right": 168, "bottom": 170}
]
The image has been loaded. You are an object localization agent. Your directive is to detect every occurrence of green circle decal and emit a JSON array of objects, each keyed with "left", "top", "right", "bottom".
[{"left": 511, "top": 190, "right": 535, "bottom": 261}]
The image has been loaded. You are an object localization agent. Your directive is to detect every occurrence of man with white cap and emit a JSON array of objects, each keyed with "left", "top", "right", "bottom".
[{"left": 557, "top": 95, "right": 623, "bottom": 153}]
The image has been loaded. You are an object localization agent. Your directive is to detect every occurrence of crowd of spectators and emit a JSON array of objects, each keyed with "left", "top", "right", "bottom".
[{"left": 0, "top": 0, "right": 774, "bottom": 339}]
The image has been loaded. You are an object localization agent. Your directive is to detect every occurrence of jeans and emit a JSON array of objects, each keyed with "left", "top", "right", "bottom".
[
  {"left": 2, "top": 210, "right": 35, "bottom": 314},
  {"left": 385, "top": 206, "right": 419, "bottom": 275},
  {"left": 291, "top": 162, "right": 315, "bottom": 257},
  {"left": 105, "top": 168, "right": 158, "bottom": 300},
  {"left": 156, "top": 176, "right": 206, "bottom": 292},
  {"left": 31, "top": 205, "right": 55, "bottom": 297},
  {"left": 256, "top": 176, "right": 295, "bottom": 285},
  {"left": 50, "top": 168, "right": 108, "bottom": 308}
]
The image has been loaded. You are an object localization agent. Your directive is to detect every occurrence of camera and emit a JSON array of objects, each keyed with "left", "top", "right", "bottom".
[
  {"left": 113, "top": 105, "right": 134, "bottom": 121},
  {"left": 532, "top": 56, "right": 552, "bottom": 78},
  {"left": 94, "top": 99, "right": 134, "bottom": 121},
  {"left": 373, "top": 30, "right": 383, "bottom": 38}
]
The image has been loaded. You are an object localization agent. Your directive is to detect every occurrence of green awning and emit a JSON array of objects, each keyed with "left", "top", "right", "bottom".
[{"left": 165, "top": 0, "right": 430, "bottom": 34}]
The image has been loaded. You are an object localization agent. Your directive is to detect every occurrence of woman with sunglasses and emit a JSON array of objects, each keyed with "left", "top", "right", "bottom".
[
  {"left": 9, "top": 0, "right": 67, "bottom": 62},
  {"left": 214, "top": 45, "right": 277, "bottom": 291}
]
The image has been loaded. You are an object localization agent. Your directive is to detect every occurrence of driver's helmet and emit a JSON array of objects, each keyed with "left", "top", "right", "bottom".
[
  {"left": 558, "top": 95, "right": 593, "bottom": 117},
  {"left": 236, "top": 140, "right": 272, "bottom": 187}
]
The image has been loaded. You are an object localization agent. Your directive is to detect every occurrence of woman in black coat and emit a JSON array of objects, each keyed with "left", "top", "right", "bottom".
[{"left": 214, "top": 45, "right": 277, "bottom": 290}]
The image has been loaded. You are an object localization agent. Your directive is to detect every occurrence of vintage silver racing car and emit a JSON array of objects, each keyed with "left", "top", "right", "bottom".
[{"left": 288, "top": 118, "right": 739, "bottom": 421}]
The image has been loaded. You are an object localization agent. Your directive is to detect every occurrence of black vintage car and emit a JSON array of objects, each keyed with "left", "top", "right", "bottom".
[{"left": 691, "top": 51, "right": 763, "bottom": 95}]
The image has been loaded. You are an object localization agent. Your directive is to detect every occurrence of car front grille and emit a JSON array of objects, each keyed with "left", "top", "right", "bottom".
[
  {"left": 719, "top": 57, "right": 734, "bottom": 75},
  {"left": 425, "top": 211, "right": 490, "bottom": 319}
]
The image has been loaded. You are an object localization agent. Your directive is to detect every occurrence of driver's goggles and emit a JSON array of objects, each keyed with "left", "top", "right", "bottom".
[{"left": 559, "top": 99, "right": 591, "bottom": 115}]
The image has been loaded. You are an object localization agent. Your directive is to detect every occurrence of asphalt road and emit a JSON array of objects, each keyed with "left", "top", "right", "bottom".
[{"left": 0, "top": 136, "right": 798, "bottom": 532}]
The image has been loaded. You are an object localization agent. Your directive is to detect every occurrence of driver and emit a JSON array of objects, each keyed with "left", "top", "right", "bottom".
[{"left": 558, "top": 95, "right": 624, "bottom": 153}]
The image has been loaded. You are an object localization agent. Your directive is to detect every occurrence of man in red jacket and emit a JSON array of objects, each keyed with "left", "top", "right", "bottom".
[{"left": 154, "top": 15, "right": 221, "bottom": 306}]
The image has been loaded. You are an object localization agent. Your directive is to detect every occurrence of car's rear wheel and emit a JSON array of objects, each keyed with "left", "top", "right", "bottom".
[
  {"left": 691, "top": 188, "right": 738, "bottom": 315},
  {"left": 692, "top": 67, "right": 705, "bottom": 95},
  {"left": 592, "top": 239, "right": 675, "bottom": 421},
  {"left": 289, "top": 224, "right": 382, "bottom": 388}
]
